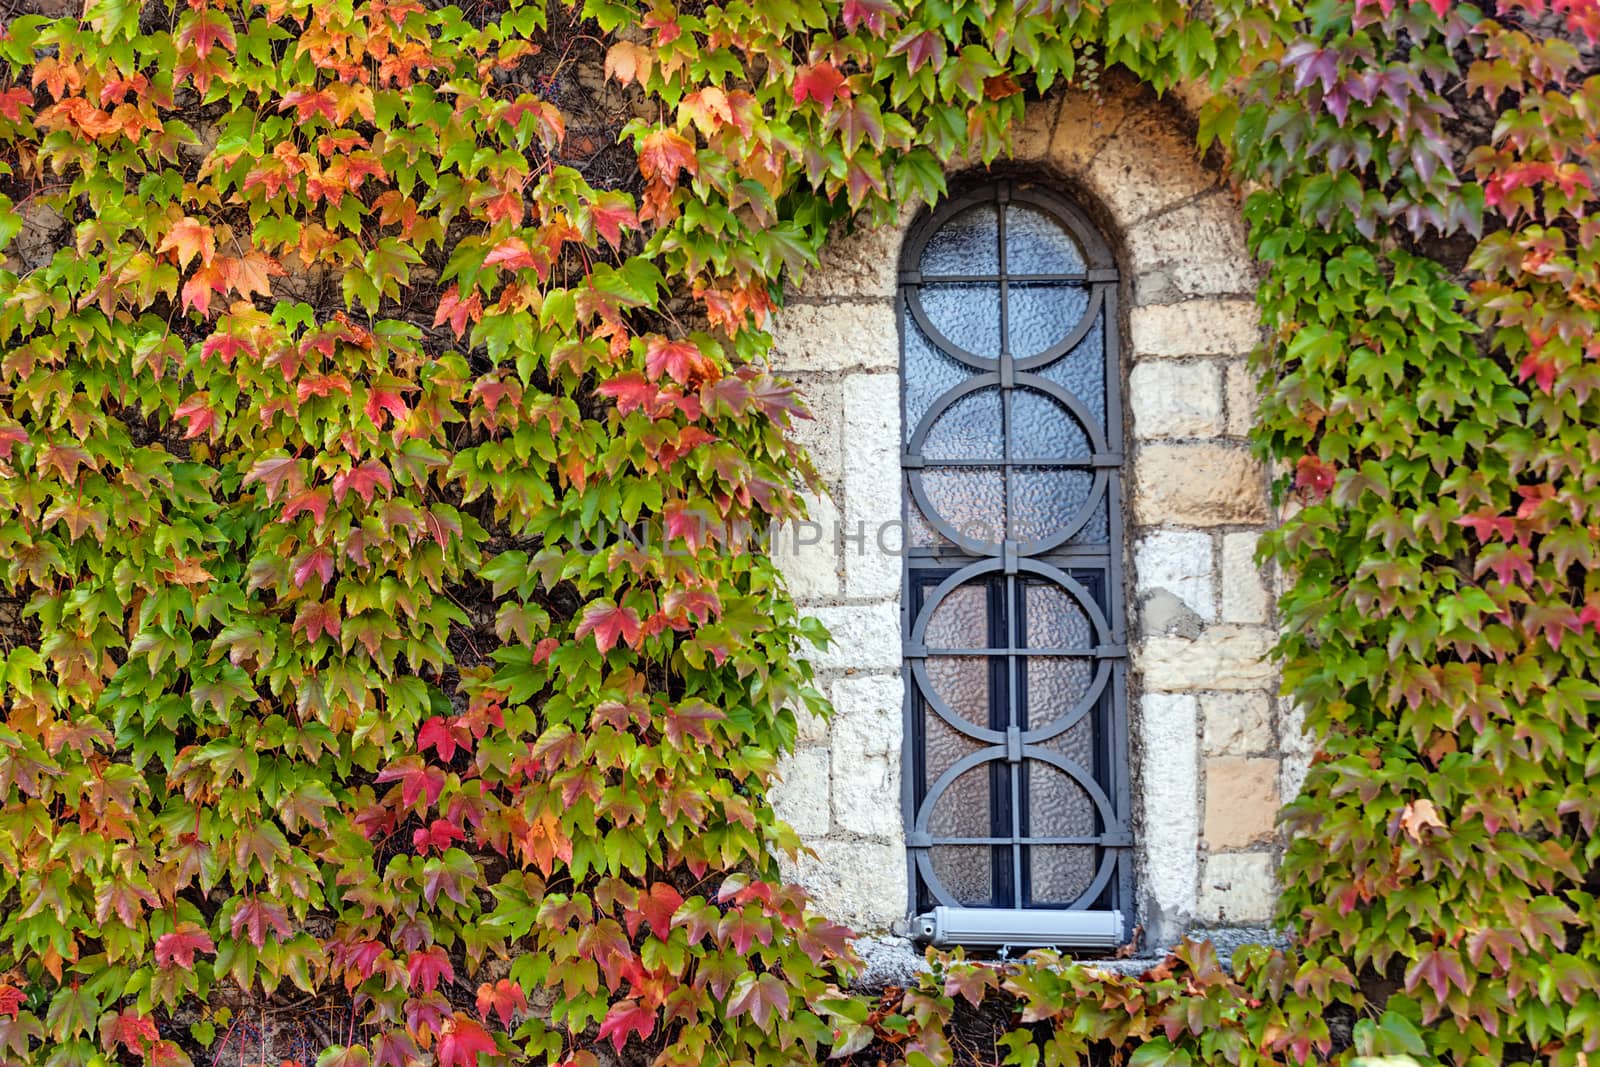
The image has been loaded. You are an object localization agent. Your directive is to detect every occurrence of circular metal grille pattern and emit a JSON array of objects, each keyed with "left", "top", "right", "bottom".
[{"left": 900, "top": 182, "right": 1132, "bottom": 917}]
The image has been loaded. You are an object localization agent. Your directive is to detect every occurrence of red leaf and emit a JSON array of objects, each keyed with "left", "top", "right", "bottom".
[
  {"left": 434, "top": 286, "right": 484, "bottom": 338},
  {"left": 588, "top": 196, "right": 637, "bottom": 249},
  {"left": 230, "top": 898, "right": 291, "bottom": 948},
  {"left": 0, "top": 985, "right": 23, "bottom": 1019},
  {"left": 665, "top": 700, "right": 724, "bottom": 747},
  {"left": 1404, "top": 947, "right": 1473, "bottom": 1001},
  {"left": 1295, "top": 455, "right": 1336, "bottom": 499},
  {"left": 793, "top": 62, "right": 849, "bottom": 111},
  {"left": 662, "top": 588, "right": 720, "bottom": 626},
  {"left": 406, "top": 946, "right": 454, "bottom": 994},
  {"left": 417, "top": 716, "right": 472, "bottom": 762},
  {"left": 645, "top": 335, "right": 718, "bottom": 387},
  {"left": 726, "top": 971, "right": 790, "bottom": 1028},
  {"left": 596, "top": 1000, "right": 656, "bottom": 1054},
  {"left": 291, "top": 547, "right": 335, "bottom": 589},
  {"left": 575, "top": 602, "right": 642, "bottom": 654},
  {"left": 484, "top": 237, "right": 549, "bottom": 279},
  {"left": 597, "top": 373, "right": 662, "bottom": 416},
  {"left": 437, "top": 1015, "right": 498, "bottom": 1067},
  {"left": 637, "top": 882, "right": 682, "bottom": 939},
  {"left": 531, "top": 637, "right": 560, "bottom": 665},
  {"left": 0, "top": 87, "right": 33, "bottom": 122},
  {"left": 475, "top": 979, "right": 528, "bottom": 1027},
  {"left": 333, "top": 461, "right": 393, "bottom": 505},
  {"left": 101, "top": 1012, "right": 159, "bottom": 1054},
  {"left": 376, "top": 755, "right": 447, "bottom": 809},
  {"left": 281, "top": 487, "right": 332, "bottom": 526},
  {"left": 280, "top": 89, "right": 337, "bottom": 123},
  {"left": 173, "top": 394, "right": 216, "bottom": 439},
  {"left": 412, "top": 818, "right": 464, "bottom": 855},
  {"left": 241, "top": 455, "right": 303, "bottom": 503},
  {"left": 0, "top": 424, "right": 29, "bottom": 461},
  {"left": 638, "top": 130, "right": 697, "bottom": 186},
  {"left": 842, "top": 0, "right": 897, "bottom": 34},
  {"left": 154, "top": 923, "right": 216, "bottom": 969},
  {"left": 292, "top": 601, "right": 341, "bottom": 643},
  {"left": 365, "top": 388, "right": 410, "bottom": 427}
]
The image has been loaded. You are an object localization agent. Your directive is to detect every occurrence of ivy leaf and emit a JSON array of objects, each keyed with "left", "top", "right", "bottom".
[
  {"left": 0, "top": 986, "right": 23, "bottom": 1019},
  {"left": 99, "top": 1011, "right": 158, "bottom": 1054},
  {"left": 437, "top": 1016, "right": 497, "bottom": 1067},
  {"left": 726, "top": 972, "right": 790, "bottom": 1028},
  {"left": 1404, "top": 947, "right": 1473, "bottom": 1001},
  {"left": 154, "top": 924, "right": 215, "bottom": 969},
  {"left": 156, "top": 217, "right": 215, "bottom": 269},
  {"left": 407, "top": 946, "right": 455, "bottom": 994},
  {"left": 576, "top": 602, "right": 641, "bottom": 654},
  {"left": 793, "top": 62, "right": 849, "bottom": 111},
  {"left": 475, "top": 979, "right": 527, "bottom": 1027},
  {"left": 842, "top": 0, "right": 897, "bottom": 35},
  {"left": 596, "top": 1000, "right": 655, "bottom": 1053},
  {"left": 638, "top": 130, "right": 697, "bottom": 186}
]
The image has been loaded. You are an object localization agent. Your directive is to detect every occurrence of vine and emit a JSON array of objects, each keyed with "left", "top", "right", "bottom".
[{"left": 0, "top": 0, "right": 1594, "bottom": 1065}]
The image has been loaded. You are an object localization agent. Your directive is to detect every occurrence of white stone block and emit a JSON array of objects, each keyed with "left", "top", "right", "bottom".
[
  {"left": 1130, "top": 300, "right": 1261, "bottom": 358},
  {"left": 1220, "top": 532, "right": 1270, "bottom": 624},
  {"left": 804, "top": 602, "right": 901, "bottom": 671},
  {"left": 1126, "top": 195, "right": 1255, "bottom": 298},
  {"left": 1129, "top": 360, "right": 1224, "bottom": 439},
  {"left": 769, "top": 302, "right": 898, "bottom": 373},
  {"left": 1135, "top": 530, "right": 1216, "bottom": 621},
  {"left": 787, "top": 376, "right": 843, "bottom": 484},
  {"left": 842, "top": 373, "right": 903, "bottom": 598},
  {"left": 1136, "top": 627, "right": 1276, "bottom": 691},
  {"left": 770, "top": 749, "right": 831, "bottom": 837},
  {"left": 831, "top": 676, "right": 904, "bottom": 837},
  {"left": 1198, "top": 853, "right": 1277, "bottom": 925},
  {"left": 781, "top": 838, "right": 908, "bottom": 933},
  {"left": 1139, "top": 692, "right": 1199, "bottom": 921},
  {"left": 1201, "top": 691, "right": 1274, "bottom": 755},
  {"left": 772, "top": 490, "right": 840, "bottom": 602},
  {"left": 1225, "top": 360, "right": 1258, "bottom": 437}
]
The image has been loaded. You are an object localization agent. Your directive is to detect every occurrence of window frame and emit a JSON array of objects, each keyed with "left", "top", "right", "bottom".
[{"left": 897, "top": 179, "right": 1133, "bottom": 942}]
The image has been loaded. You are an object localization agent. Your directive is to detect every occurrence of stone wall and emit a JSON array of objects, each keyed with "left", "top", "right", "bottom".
[{"left": 767, "top": 77, "right": 1304, "bottom": 948}]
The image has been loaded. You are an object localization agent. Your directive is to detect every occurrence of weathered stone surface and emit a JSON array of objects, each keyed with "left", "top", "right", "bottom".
[
  {"left": 1083, "top": 106, "right": 1216, "bottom": 225},
  {"left": 772, "top": 490, "right": 840, "bottom": 602},
  {"left": 771, "top": 749, "right": 831, "bottom": 836},
  {"left": 1134, "top": 530, "right": 1215, "bottom": 620},
  {"left": 1203, "top": 757, "right": 1280, "bottom": 849},
  {"left": 1049, "top": 88, "right": 1128, "bottom": 173},
  {"left": 831, "top": 676, "right": 904, "bottom": 836},
  {"left": 1140, "top": 589, "right": 1204, "bottom": 639},
  {"left": 1134, "top": 444, "right": 1267, "bottom": 526},
  {"left": 788, "top": 376, "right": 843, "bottom": 484},
  {"left": 781, "top": 839, "right": 907, "bottom": 932},
  {"left": 1224, "top": 359, "right": 1258, "bottom": 437},
  {"left": 1009, "top": 96, "right": 1062, "bottom": 161},
  {"left": 1130, "top": 300, "right": 1261, "bottom": 358},
  {"left": 1130, "top": 359, "right": 1225, "bottom": 438},
  {"left": 1126, "top": 195, "right": 1254, "bottom": 297},
  {"left": 1140, "top": 693, "right": 1199, "bottom": 921},
  {"left": 769, "top": 302, "right": 897, "bottom": 373},
  {"left": 788, "top": 203, "right": 916, "bottom": 300},
  {"left": 1220, "top": 532, "right": 1270, "bottom": 623},
  {"left": 1198, "top": 853, "right": 1277, "bottom": 925},
  {"left": 1137, "top": 626, "right": 1276, "bottom": 691},
  {"left": 1201, "top": 691, "right": 1274, "bottom": 755},
  {"left": 842, "top": 373, "right": 903, "bottom": 598},
  {"left": 804, "top": 602, "right": 901, "bottom": 671}
]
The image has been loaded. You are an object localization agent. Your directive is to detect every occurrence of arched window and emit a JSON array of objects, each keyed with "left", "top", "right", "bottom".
[{"left": 900, "top": 181, "right": 1131, "bottom": 943}]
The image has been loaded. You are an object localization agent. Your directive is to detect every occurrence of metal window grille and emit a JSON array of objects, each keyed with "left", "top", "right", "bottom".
[{"left": 899, "top": 181, "right": 1132, "bottom": 938}]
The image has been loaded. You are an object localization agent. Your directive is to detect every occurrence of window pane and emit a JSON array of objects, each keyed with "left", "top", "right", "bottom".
[
  {"left": 1023, "top": 761, "right": 1097, "bottom": 838},
  {"left": 1007, "top": 283, "right": 1091, "bottom": 361},
  {"left": 928, "top": 764, "right": 1000, "bottom": 837},
  {"left": 923, "top": 712, "right": 983, "bottom": 787},
  {"left": 921, "top": 467, "right": 1005, "bottom": 546},
  {"left": 1036, "top": 315, "right": 1106, "bottom": 423},
  {"left": 1025, "top": 845, "right": 1097, "bottom": 906},
  {"left": 1008, "top": 467, "right": 1095, "bottom": 544},
  {"left": 903, "top": 316, "right": 977, "bottom": 436},
  {"left": 930, "top": 845, "right": 994, "bottom": 906},
  {"left": 1008, "top": 388, "right": 1091, "bottom": 458},
  {"left": 921, "top": 283, "right": 1001, "bottom": 358},
  {"left": 921, "top": 389, "right": 1004, "bottom": 462},
  {"left": 922, "top": 204, "right": 999, "bottom": 275},
  {"left": 1005, "top": 204, "right": 1085, "bottom": 274}
]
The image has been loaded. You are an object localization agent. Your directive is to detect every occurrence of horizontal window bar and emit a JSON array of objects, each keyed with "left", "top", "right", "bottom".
[
  {"left": 910, "top": 834, "right": 1134, "bottom": 847},
  {"left": 903, "top": 454, "right": 1123, "bottom": 469},
  {"left": 907, "top": 645, "right": 1127, "bottom": 658}
]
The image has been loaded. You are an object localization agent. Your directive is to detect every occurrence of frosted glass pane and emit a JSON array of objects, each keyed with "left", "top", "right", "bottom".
[
  {"left": 1026, "top": 658, "right": 1095, "bottom": 733},
  {"left": 1040, "top": 714, "right": 1096, "bottom": 773},
  {"left": 922, "top": 284, "right": 1001, "bottom": 358},
  {"left": 1024, "top": 582, "right": 1091, "bottom": 647},
  {"left": 1009, "top": 467, "right": 1095, "bottom": 544},
  {"left": 1005, "top": 204, "right": 1085, "bottom": 274},
  {"left": 922, "top": 389, "right": 1003, "bottom": 462},
  {"left": 930, "top": 845, "right": 992, "bottom": 906},
  {"left": 925, "top": 583, "right": 988, "bottom": 646},
  {"left": 1068, "top": 496, "right": 1111, "bottom": 547},
  {"left": 903, "top": 315, "right": 975, "bottom": 437},
  {"left": 906, "top": 499, "right": 951, "bottom": 548},
  {"left": 922, "top": 204, "right": 999, "bottom": 275},
  {"left": 923, "top": 710, "right": 981, "bottom": 785},
  {"left": 1037, "top": 315, "right": 1106, "bottom": 423},
  {"left": 929, "top": 766, "right": 996, "bottom": 837},
  {"left": 1008, "top": 284, "right": 1090, "bottom": 361},
  {"left": 1008, "top": 388, "right": 1091, "bottom": 459},
  {"left": 925, "top": 657, "right": 990, "bottom": 731},
  {"left": 1024, "top": 761, "right": 1096, "bottom": 838},
  {"left": 1026, "top": 845, "right": 1097, "bottom": 906},
  {"left": 922, "top": 467, "right": 1004, "bottom": 546}
]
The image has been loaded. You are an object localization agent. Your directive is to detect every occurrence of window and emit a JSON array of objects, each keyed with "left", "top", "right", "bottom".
[{"left": 899, "top": 181, "right": 1132, "bottom": 943}]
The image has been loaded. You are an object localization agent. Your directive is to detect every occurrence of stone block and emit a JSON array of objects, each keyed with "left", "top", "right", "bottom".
[
  {"left": 804, "top": 602, "right": 901, "bottom": 671},
  {"left": 1139, "top": 693, "right": 1199, "bottom": 921},
  {"left": 1201, "top": 691, "right": 1273, "bottom": 755},
  {"left": 1134, "top": 444, "right": 1267, "bottom": 526},
  {"left": 1049, "top": 86, "right": 1129, "bottom": 174},
  {"left": 1009, "top": 97, "right": 1061, "bottom": 161},
  {"left": 842, "top": 373, "right": 903, "bottom": 598},
  {"left": 831, "top": 677, "right": 904, "bottom": 836},
  {"left": 1134, "top": 530, "right": 1215, "bottom": 621},
  {"left": 1129, "top": 360, "right": 1224, "bottom": 439},
  {"left": 788, "top": 203, "right": 916, "bottom": 300},
  {"left": 781, "top": 838, "right": 908, "bottom": 932},
  {"left": 1137, "top": 626, "right": 1276, "bottom": 691},
  {"left": 787, "top": 376, "right": 843, "bottom": 484},
  {"left": 769, "top": 302, "right": 898, "bottom": 373},
  {"left": 1225, "top": 360, "right": 1259, "bottom": 437},
  {"left": 1203, "top": 757, "right": 1280, "bottom": 848},
  {"left": 1125, "top": 195, "right": 1255, "bottom": 297},
  {"left": 1198, "top": 853, "right": 1277, "bottom": 925},
  {"left": 1130, "top": 300, "right": 1261, "bottom": 358},
  {"left": 1082, "top": 106, "right": 1216, "bottom": 226},
  {"left": 773, "top": 490, "right": 841, "bottom": 602},
  {"left": 1220, "top": 532, "right": 1270, "bottom": 624},
  {"left": 770, "top": 748, "right": 831, "bottom": 836}
]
